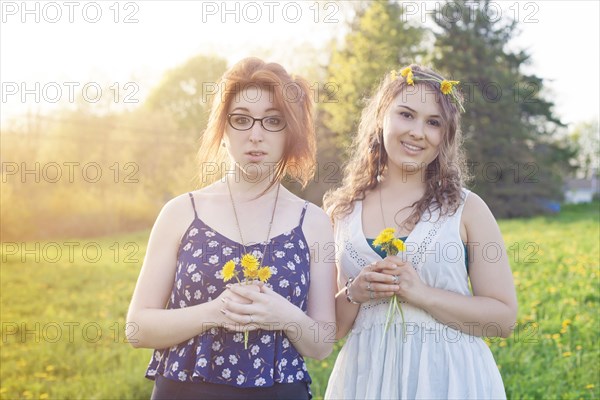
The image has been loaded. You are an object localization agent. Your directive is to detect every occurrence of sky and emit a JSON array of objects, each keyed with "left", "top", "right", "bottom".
[{"left": 1, "top": 0, "right": 599, "bottom": 129}]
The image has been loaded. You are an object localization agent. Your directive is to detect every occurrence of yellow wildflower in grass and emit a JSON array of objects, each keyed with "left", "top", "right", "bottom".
[
  {"left": 586, "top": 384, "right": 595, "bottom": 389},
  {"left": 562, "top": 351, "right": 572, "bottom": 357},
  {"left": 222, "top": 260, "right": 237, "bottom": 282},
  {"left": 440, "top": 80, "right": 460, "bottom": 95},
  {"left": 258, "top": 267, "right": 272, "bottom": 283},
  {"left": 373, "top": 227, "right": 406, "bottom": 346}
]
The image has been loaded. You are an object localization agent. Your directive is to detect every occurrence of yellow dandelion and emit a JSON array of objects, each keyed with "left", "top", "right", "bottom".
[
  {"left": 586, "top": 384, "right": 595, "bottom": 389},
  {"left": 552, "top": 333, "right": 561, "bottom": 340},
  {"left": 40, "top": 394, "right": 49, "bottom": 400},
  {"left": 392, "top": 238, "right": 406, "bottom": 252},
  {"left": 562, "top": 351, "right": 572, "bottom": 357},
  {"left": 400, "top": 66, "right": 412, "bottom": 77},
  {"left": 576, "top": 345, "right": 582, "bottom": 350},
  {"left": 373, "top": 228, "right": 396, "bottom": 247},
  {"left": 390, "top": 70, "right": 398, "bottom": 81},
  {"left": 241, "top": 254, "right": 259, "bottom": 272},
  {"left": 440, "top": 80, "right": 459, "bottom": 95},
  {"left": 222, "top": 260, "right": 237, "bottom": 282},
  {"left": 400, "top": 67, "right": 414, "bottom": 85},
  {"left": 245, "top": 268, "right": 259, "bottom": 280},
  {"left": 258, "top": 266, "right": 272, "bottom": 283}
]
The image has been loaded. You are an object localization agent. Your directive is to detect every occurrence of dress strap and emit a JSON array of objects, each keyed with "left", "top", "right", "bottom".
[
  {"left": 188, "top": 193, "right": 199, "bottom": 220},
  {"left": 298, "top": 201, "right": 309, "bottom": 226}
]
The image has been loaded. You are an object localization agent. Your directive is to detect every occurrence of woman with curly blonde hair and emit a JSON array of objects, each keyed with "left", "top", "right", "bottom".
[{"left": 324, "top": 64, "right": 517, "bottom": 399}]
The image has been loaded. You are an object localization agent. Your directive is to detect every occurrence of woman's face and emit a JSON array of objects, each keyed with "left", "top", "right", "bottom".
[
  {"left": 381, "top": 84, "right": 445, "bottom": 174},
  {"left": 223, "top": 86, "right": 287, "bottom": 181}
]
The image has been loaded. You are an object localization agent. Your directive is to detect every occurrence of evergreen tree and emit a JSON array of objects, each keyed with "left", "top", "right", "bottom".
[{"left": 432, "top": 0, "right": 571, "bottom": 217}]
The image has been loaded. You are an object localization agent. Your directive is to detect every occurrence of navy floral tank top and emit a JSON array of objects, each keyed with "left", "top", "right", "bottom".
[{"left": 145, "top": 193, "right": 312, "bottom": 388}]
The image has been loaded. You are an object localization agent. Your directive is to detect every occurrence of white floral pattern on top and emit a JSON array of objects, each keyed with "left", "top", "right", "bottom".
[{"left": 145, "top": 198, "right": 312, "bottom": 390}]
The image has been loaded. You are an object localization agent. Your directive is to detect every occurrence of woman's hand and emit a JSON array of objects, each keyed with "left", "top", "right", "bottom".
[
  {"left": 383, "top": 255, "right": 428, "bottom": 306},
  {"left": 347, "top": 261, "right": 401, "bottom": 303},
  {"left": 219, "top": 283, "right": 301, "bottom": 332}
]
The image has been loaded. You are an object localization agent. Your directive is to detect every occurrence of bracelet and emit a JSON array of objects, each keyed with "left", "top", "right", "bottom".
[{"left": 345, "top": 277, "right": 361, "bottom": 304}]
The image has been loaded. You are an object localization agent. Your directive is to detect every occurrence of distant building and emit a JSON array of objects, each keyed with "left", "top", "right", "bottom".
[{"left": 564, "top": 176, "right": 600, "bottom": 204}]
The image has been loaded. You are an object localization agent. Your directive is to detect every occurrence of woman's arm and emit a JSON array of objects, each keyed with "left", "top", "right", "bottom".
[
  {"left": 333, "top": 263, "right": 399, "bottom": 339},
  {"left": 126, "top": 195, "right": 231, "bottom": 349},
  {"left": 390, "top": 193, "right": 518, "bottom": 337}
]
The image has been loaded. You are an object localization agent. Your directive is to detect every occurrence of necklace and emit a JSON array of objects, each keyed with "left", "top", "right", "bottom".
[
  {"left": 227, "top": 178, "right": 280, "bottom": 269},
  {"left": 379, "top": 184, "right": 388, "bottom": 230}
]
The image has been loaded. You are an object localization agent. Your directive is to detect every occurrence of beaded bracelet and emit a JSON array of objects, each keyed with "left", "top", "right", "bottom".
[{"left": 345, "top": 277, "right": 361, "bottom": 304}]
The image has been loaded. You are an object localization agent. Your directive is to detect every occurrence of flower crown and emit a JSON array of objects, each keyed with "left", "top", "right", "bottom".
[{"left": 390, "top": 67, "right": 465, "bottom": 113}]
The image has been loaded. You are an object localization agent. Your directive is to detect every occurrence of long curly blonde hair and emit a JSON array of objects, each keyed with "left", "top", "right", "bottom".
[{"left": 323, "top": 64, "right": 468, "bottom": 229}]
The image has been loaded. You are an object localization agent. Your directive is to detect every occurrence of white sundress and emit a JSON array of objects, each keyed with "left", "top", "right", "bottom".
[{"left": 325, "top": 189, "right": 506, "bottom": 400}]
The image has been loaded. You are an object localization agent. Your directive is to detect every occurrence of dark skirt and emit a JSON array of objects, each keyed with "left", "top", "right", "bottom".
[{"left": 151, "top": 375, "right": 311, "bottom": 400}]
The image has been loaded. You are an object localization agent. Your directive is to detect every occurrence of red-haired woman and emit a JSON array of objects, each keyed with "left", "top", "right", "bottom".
[{"left": 127, "top": 57, "right": 336, "bottom": 400}]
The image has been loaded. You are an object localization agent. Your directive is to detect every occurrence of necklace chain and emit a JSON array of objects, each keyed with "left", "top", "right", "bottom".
[
  {"left": 379, "top": 184, "right": 388, "bottom": 229},
  {"left": 227, "top": 178, "right": 280, "bottom": 267}
]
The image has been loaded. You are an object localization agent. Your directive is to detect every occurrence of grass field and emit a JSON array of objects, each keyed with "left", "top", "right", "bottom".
[{"left": 1, "top": 202, "right": 598, "bottom": 399}]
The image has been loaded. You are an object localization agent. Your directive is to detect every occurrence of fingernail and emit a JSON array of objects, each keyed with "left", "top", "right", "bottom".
[
  {"left": 225, "top": 284, "right": 232, "bottom": 288},
  {"left": 221, "top": 297, "right": 228, "bottom": 303},
  {"left": 220, "top": 309, "right": 226, "bottom": 314}
]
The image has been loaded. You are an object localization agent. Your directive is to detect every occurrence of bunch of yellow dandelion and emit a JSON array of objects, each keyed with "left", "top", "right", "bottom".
[
  {"left": 373, "top": 227, "right": 407, "bottom": 344},
  {"left": 222, "top": 253, "right": 272, "bottom": 348}
]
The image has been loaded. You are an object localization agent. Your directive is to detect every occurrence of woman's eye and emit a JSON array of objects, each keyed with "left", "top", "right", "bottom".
[
  {"left": 235, "top": 116, "right": 250, "bottom": 124},
  {"left": 399, "top": 112, "right": 412, "bottom": 118},
  {"left": 265, "top": 117, "right": 282, "bottom": 126},
  {"left": 428, "top": 119, "right": 441, "bottom": 127}
]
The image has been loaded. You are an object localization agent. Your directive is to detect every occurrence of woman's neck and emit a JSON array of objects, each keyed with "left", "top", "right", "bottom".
[
  {"left": 223, "top": 170, "right": 279, "bottom": 201},
  {"left": 382, "top": 163, "right": 427, "bottom": 198}
]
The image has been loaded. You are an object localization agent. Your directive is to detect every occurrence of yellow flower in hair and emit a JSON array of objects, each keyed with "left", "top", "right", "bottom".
[
  {"left": 222, "top": 260, "right": 237, "bottom": 282},
  {"left": 400, "top": 67, "right": 412, "bottom": 77},
  {"left": 400, "top": 67, "right": 414, "bottom": 85},
  {"left": 257, "top": 266, "right": 272, "bottom": 283},
  {"left": 390, "top": 70, "right": 398, "bottom": 81},
  {"left": 440, "top": 80, "right": 460, "bottom": 95}
]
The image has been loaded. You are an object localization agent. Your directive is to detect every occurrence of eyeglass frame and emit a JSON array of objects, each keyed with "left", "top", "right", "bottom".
[{"left": 226, "top": 113, "right": 287, "bottom": 133}]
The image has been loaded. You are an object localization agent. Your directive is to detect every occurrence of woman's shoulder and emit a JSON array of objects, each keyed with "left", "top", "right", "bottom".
[
  {"left": 282, "top": 190, "right": 331, "bottom": 232},
  {"left": 461, "top": 190, "right": 497, "bottom": 228},
  {"left": 157, "top": 190, "right": 206, "bottom": 227}
]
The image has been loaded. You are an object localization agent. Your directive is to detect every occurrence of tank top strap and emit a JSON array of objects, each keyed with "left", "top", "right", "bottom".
[
  {"left": 188, "top": 192, "right": 199, "bottom": 220},
  {"left": 298, "top": 201, "right": 310, "bottom": 227}
]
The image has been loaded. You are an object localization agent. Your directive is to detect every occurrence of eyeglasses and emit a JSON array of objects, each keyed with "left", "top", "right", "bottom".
[{"left": 227, "top": 113, "right": 286, "bottom": 132}]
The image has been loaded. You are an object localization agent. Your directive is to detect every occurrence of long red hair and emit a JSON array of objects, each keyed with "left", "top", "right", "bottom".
[{"left": 197, "top": 57, "right": 316, "bottom": 190}]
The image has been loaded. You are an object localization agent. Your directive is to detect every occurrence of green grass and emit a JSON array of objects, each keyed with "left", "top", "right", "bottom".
[{"left": 1, "top": 203, "right": 598, "bottom": 399}]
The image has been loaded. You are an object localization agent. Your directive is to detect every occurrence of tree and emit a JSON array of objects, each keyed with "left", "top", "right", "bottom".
[
  {"left": 432, "top": 0, "right": 570, "bottom": 217},
  {"left": 322, "top": 0, "right": 425, "bottom": 150},
  {"left": 145, "top": 54, "right": 228, "bottom": 136},
  {"left": 568, "top": 119, "right": 599, "bottom": 179}
]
